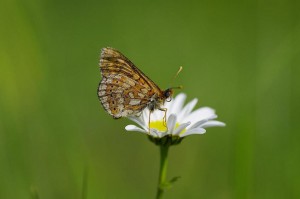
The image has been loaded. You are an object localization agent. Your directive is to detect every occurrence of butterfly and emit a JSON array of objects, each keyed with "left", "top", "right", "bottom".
[{"left": 97, "top": 47, "right": 181, "bottom": 128}]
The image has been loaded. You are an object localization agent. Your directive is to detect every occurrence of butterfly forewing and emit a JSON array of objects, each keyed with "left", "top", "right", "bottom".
[{"left": 98, "top": 47, "right": 163, "bottom": 119}]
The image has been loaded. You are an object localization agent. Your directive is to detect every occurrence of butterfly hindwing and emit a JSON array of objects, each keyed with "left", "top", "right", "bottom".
[{"left": 98, "top": 47, "right": 163, "bottom": 118}]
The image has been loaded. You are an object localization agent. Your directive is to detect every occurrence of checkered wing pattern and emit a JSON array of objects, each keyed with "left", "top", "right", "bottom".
[{"left": 98, "top": 47, "right": 163, "bottom": 119}]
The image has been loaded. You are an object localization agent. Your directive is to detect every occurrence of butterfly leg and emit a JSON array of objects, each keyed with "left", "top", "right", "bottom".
[
  {"left": 148, "top": 111, "right": 151, "bottom": 134},
  {"left": 158, "top": 108, "right": 168, "bottom": 131}
]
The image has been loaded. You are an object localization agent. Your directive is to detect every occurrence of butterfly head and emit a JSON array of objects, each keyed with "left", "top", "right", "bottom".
[
  {"left": 163, "top": 88, "right": 173, "bottom": 102},
  {"left": 163, "top": 86, "right": 183, "bottom": 102}
]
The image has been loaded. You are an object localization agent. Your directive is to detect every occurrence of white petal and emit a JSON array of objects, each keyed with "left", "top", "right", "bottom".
[
  {"left": 200, "top": 120, "right": 226, "bottom": 128},
  {"left": 128, "top": 116, "right": 146, "bottom": 129},
  {"left": 167, "top": 114, "right": 177, "bottom": 134},
  {"left": 151, "top": 110, "right": 159, "bottom": 121},
  {"left": 183, "top": 107, "right": 216, "bottom": 124},
  {"left": 125, "top": 125, "right": 147, "bottom": 134},
  {"left": 163, "top": 97, "right": 173, "bottom": 110},
  {"left": 187, "top": 119, "right": 208, "bottom": 130},
  {"left": 150, "top": 128, "right": 168, "bottom": 138},
  {"left": 156, "top": 132, "right": 165, "bottom": 138},
  {"left": 141, "top": 108, "right": 149, "bottom": 125},
  {"left": 177, "top": 98, "right": 198, "bottom": 122},
  {"left": 173, "top": 122, "right": 191, "bottom": 136},
  {"left": 149, "top": 128, "right": 160, "bottom": 137},
  {"left": 180, "top": 128, "right": 206, "bottom": 137},
  {"left": 151, "top": 107, "right": 166, "bottom": 122},
  {"left": 168, "top": 93, "right": 186, "bottom": 116},
  {"left": 142, "top": 108, "right": 163, "bottom": 126}
]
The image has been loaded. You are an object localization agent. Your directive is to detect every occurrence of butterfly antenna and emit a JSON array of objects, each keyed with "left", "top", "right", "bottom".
[
  {"left": 169, "top": 66, "right": 183, "bottom": 89},
  {"left": 173, "top": 66, "right": 183, "bottom": 81}
]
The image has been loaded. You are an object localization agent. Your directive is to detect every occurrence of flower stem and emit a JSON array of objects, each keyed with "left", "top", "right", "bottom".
[{"left": 156, "top": 144, "right": 169, "bottom": 199}]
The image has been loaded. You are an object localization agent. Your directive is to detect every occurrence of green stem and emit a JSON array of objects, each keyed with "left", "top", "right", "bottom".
[{"left": 156, "top": 144, "right": 170, "bottom": 199}]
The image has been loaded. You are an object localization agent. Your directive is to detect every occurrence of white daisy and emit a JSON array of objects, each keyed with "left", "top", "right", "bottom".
[{"left": 125, "top": 93, "right": 225, "bottom": 143}]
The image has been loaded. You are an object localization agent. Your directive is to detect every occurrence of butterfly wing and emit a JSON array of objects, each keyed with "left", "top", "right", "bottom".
[{"left": 98, "top": 47, "right": 163, "bottom": 118}]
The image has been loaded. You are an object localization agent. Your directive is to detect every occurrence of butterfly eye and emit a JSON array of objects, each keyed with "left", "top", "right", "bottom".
[{"left": 164, "top": 89, "right": 173, "bottom": 99}]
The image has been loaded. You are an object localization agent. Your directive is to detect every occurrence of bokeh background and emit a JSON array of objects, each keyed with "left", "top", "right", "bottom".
[{"left": 1, "top": 0, "right": 300, "bottom": 198}]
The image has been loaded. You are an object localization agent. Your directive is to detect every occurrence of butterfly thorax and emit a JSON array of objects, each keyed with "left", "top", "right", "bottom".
[{"left": 147, "top": 88, "right": 173, "bottom": 112}]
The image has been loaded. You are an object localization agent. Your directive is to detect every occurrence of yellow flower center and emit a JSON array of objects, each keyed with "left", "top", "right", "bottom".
[
  {"left": 149, "top": 120, "right": 186, "bottom": 134},
  {"left": 149, "top": 120, "right": 167, "bottom": 132}
]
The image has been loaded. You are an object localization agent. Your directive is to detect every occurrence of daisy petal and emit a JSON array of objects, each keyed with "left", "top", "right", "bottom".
[
  {"left": 128, "top": 116, "right": 146, "bottom": 129},
  {"left": 150, "top": 128, "right": 160, "bottom": 137},
  {"left": 200, "top": 120, "right": 226, "bottom": 128},
  {"left": 173, "top": 122, "right": 191, "bottom": 136},
  {"left": 143, "top": 108, "right": 152, "bottom": 124},
  {"left": 156, "top": 132, "right": 166, "bottom": 138},
  {"left": 180, "top": 128, "right": 206, "bottom": 137},
  {"left": 168, "top": 93, "right": 186, "bottom": 116},
  {"left": 188, "top": 119, "right": 208, "bottom": 129},
  {"left": 183, "top": 107, "right": 216, "bottom": 124},
  {"left": 151, "top": 109, "right": 162, "bottom": 121},
  {"left": 177, "top": 98, "right": 198, "bottom": 121},
  {"left": 167, "top": 114, "right": 177, "bottom": 134},
  {"left": 125, "top": 125, "right": 147, "bottom": 134}
]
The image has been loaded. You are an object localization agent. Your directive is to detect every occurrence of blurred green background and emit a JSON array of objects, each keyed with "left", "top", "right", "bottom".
[{"left": 1, "top": 0, "right": 300, "bottom": 198}]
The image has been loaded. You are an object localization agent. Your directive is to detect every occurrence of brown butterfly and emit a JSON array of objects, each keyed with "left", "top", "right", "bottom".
[{"left": 97, "top": 47, "right": 181, "bottom": 126}]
